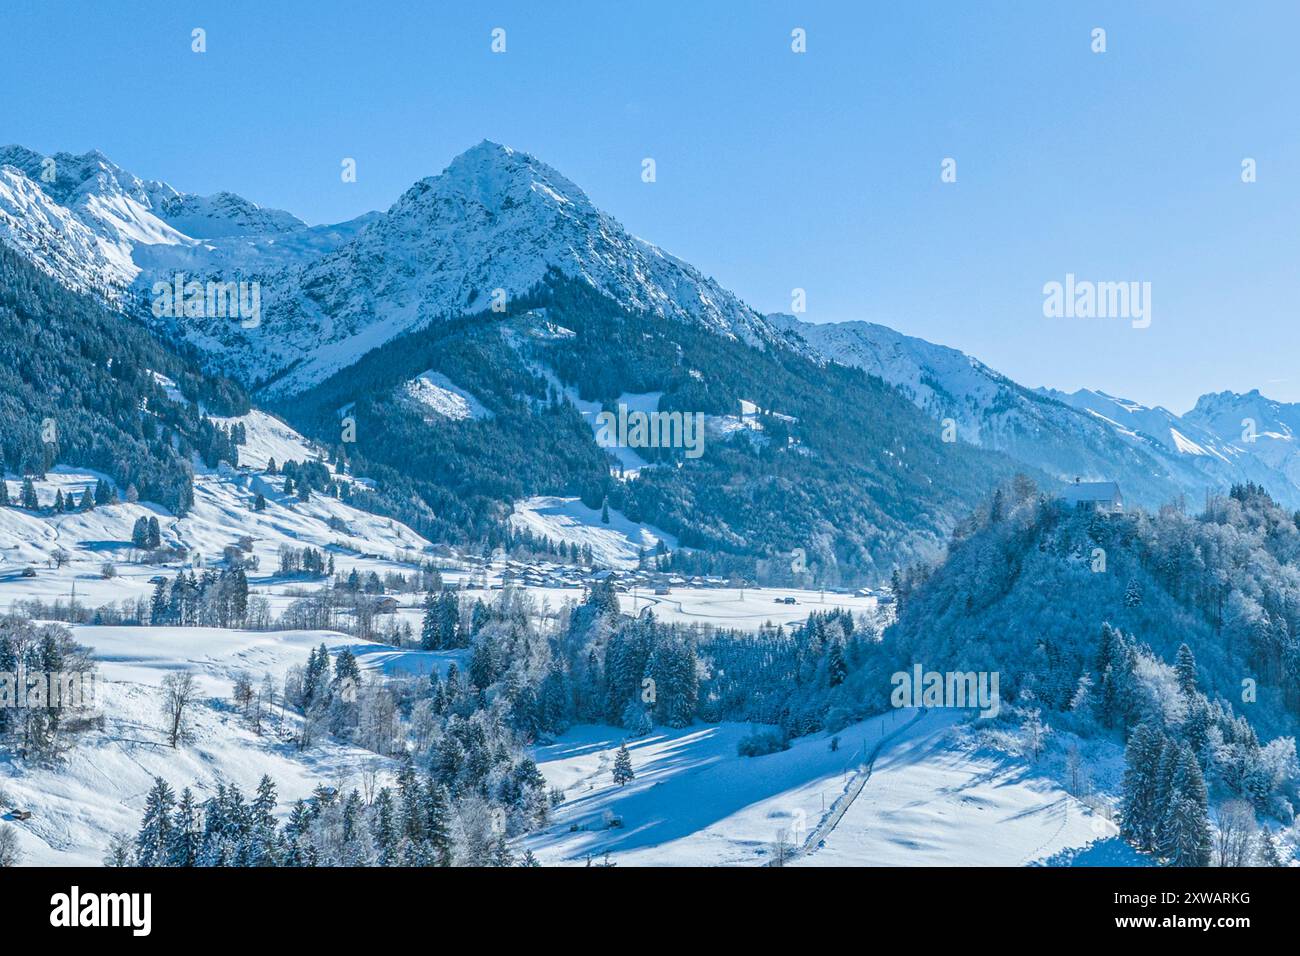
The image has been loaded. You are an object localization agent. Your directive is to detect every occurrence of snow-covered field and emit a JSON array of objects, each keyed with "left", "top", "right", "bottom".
[
  {"left": 1, "top": 625, "right": 457, "bottom": 866},
  {"left": 509, "top": 495, "right": 677, "bottom": 569},
  {"left": 524, "top": 708, "right": 1116, "bottom": 867},
  {"left": 619, "top": 586, "right": 877, "bottom": 630},
  {"left": 791, "top": 710, "right": 1117, "bottom": 867}
]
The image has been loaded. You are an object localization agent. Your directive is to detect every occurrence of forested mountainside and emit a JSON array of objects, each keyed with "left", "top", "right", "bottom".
[
  {"left": 846, "top": 477, "right": 1300, "bottom": 818},
  {"left": 286, "top": 275, "right": 1033, "bottom": 580},
  {"left": 0, "top": 243, "right": 249, "bottom": 512}
]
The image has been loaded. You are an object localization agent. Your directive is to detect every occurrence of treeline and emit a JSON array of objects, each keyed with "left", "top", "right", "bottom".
[{"left": 0, "top": 243, "right": 251, "bottom": 513}]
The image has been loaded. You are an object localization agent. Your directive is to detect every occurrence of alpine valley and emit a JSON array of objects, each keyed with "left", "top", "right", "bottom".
[{"left": 1, "top": 141, "right": 1297, "bottom": 870}]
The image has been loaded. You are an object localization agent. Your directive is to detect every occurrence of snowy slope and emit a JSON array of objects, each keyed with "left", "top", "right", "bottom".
[
  {"left": 1, "top": 625, "right": 421, "bottom": 866},
  {"left": 791, "top": 710, "right": 1116, "bottom": 867},
  {"left": 401, "top": 370, "right": 493, "bottom": 422},
  {"left": 524, "top": 708, "right": 1115, "bottom": 867},
  {"left": 508, "top": 495, "right": 675, "bottom": 568}
]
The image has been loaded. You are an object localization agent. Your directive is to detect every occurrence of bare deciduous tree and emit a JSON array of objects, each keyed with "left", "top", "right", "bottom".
[
  {"left": 160, "top": 671, "right": 198, "bottom": 748},
  {"left": 1214, "top": 799, "right": 1258, "bottom": 868}
]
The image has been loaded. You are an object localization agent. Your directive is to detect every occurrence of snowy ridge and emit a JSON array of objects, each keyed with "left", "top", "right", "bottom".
[
  {"left": 204, "top": 141, "right": 803, "bottom": 394},
  {"left": 774, "top": 313, "right": 1300, "bottom": 507},
  {"left": 0, "top": 140, "right": 806, "bottom": 397}
]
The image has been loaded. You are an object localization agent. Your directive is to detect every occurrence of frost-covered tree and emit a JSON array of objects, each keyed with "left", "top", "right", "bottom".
[{"left": 612, "top": 741, "right": 635, "bottom": 786}]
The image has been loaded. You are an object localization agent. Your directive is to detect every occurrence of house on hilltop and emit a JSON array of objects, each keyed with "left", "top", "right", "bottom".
[{"left": 1059, "top": 478, "right": 1123, "bottom": 513}]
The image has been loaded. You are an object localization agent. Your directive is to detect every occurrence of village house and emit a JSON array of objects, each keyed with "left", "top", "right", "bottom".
[{"left": 1059, "top": 478, "right": 1123, "bottom": 513}]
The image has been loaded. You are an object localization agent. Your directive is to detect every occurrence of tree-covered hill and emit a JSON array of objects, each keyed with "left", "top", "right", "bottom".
[
  {"left": 0, "top": 243, "right": 250, "bottom": 512},
  {"left": 284, "top": 275, "right": 1033, "bottom": 579}
]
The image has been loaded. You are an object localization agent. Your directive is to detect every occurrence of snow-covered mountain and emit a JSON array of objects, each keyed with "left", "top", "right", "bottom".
[
  {"left": 774, "top": 314, "right": 1300, "bottom": 507},
  {"left": 0, "top": 164, "right": 139, "bottom": 297},
  {"left": 0, "top": 141, "right": 803, "bottom": 397},
  {"left": 0, "top": 144, "right": 303, "bottom": 241},
  {"left": 8, "top": 138, "right": 1300, "bottom": 516},
  {"left": 1185, "top": 389, "right": 1300, "bottom": 489},
  {"left": 0, "top": 143, "right": 317, "bottom": 313},
  {"left": 168, "top": 141, "right": 802, "bottom": 394}
]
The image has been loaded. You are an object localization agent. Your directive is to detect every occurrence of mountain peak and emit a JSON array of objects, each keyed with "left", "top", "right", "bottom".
[{"left": 426, "top": 139, "right": 590, "bottom": 215}]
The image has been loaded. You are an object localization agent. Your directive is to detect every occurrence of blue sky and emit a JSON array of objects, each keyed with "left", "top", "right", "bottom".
[{"left": 2, "top": 1, "right": 1297, "bottom": 411}]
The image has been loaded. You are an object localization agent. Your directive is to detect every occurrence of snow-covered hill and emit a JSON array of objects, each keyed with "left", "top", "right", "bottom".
[
  {"left": 524, "top": 708, "right": 1117, "bottom": 867},
  {"left": 2, "top": 625, "right": 418, "bottom": 866}
]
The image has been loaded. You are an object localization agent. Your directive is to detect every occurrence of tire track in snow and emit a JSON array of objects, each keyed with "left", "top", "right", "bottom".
[{"left": 774, "top": 707, "right": 928, "bottom": 865}]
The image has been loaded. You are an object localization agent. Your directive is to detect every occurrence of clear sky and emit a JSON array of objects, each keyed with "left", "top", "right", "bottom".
[{"left": 2, "top": 1, "right": 1297, "bottom": 412}]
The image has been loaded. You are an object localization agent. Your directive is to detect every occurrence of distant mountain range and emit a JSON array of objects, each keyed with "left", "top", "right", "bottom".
[
  {"left": 3, "top": 139, "right": 1299, "bottom": 574},
  {"left": 772, "top": 314, "right": 1300, "bottom": 509}
]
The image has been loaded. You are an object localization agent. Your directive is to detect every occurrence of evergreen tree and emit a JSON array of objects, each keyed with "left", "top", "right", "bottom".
[
  {"left": 371, "top": 788, "right": 399, "bottom": 866},
  {"left": 1119, "top": 722, "right": 1165, "bottom": 851},
  {"left": 612, "top": 741, "right": 635, "bottom": 786},
  {"left": 1256, "top": 830, "right": 1284, "bottom": 867},
  {"left": 167, "top": 787, "right": 202, "bottom": 867},
  {"left": 1156, "top": 745, "right": 1212, "bottom": 867},
  {"left": 422, "top": 780, "right": 452, "bottom": 866},
  {"left": 136, "top": 777, "right": 177, "bottom": 866},
  {"left": 1174, "top": 643, "right": 1198, "bottom": 697}
]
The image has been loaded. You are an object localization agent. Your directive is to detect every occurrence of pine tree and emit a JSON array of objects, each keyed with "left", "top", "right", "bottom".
[
  {"left": 1156, "top": 745, "right": 1212, "bottom": 866},
  {"left": 423, "top": 779, "right": 453, "bottom": 866},
  {"left": 612, "top": 741, "right": 635, "bottom": 786},
  {"left": 136, "top": 777, "right": 177, "bottom": 866},
  {"left": 371, "top": 788, "right": 399, "bottom": 866},
  {"left": 1174, "top": 643, "right": 1197, "bottom": 697},
  {"left": 827, "top": 640, "right": 848, "bottom": 687},
  {"left": 20, "top": 477, "right": 36, "bottom": 510},
  {"left": 420, "top": 593, "right": 439, "bottom": 650},
  {"left": 1119, "top": 722, "right": 1165, "bottom": 851},
  {"left": 167, "top": 787, "right": 202, "bottom": 867},
  {"left": 491, "top": 835, "right": 514, "bottom": 867},
  {"left": 1256, "top": 830, "right": 1283, "bottom": 867},
  {"left": 601, "top": 497, "right": 610, "bottom": 524},
  {"left": 1123, "top": 577, "right": 1143, "bottom": 607}
]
